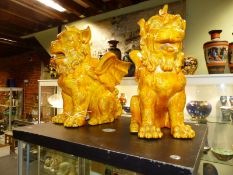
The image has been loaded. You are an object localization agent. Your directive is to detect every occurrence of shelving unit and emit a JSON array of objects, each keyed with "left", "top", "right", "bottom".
[
  {"left": 38, "top": 80, "right": 62, "bottom": 124},
  {"left": 118, "top": 75, "right": 233, "bottom": 174},
  {"left": 0, "top": 87, "right": 23, "bottom": 131},
  {"left": 34, "top": 75, "right": 233, "bottom": 175}
]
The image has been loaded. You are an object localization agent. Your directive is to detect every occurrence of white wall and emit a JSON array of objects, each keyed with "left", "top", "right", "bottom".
[
  {"left": 23, "top": 27, "right": 58, "bottom": 54},
  {"left": 23, "top": 0, "right": 177, "bottom": 55},
  {"left": 26, "top": 0, "right": 233, "bottom": 74},
  {"left": 184, "top": 0, "right": 233, "bottom": 74}
]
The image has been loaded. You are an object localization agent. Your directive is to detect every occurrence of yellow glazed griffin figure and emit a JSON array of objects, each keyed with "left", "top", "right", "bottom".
[
  {"left": 50, "top": 26, "right": 130, "bottom": 127},
  {"left": 130, "top": 5, "right": 195, "bottom": 139}
]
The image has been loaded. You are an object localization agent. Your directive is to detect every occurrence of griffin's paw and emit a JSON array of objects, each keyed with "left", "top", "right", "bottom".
[
  {"left": 138, "top": 124, "right": 163, "bottom": 139},
  {"left": 172, "top": 124, "right": 195, "bottom": 138},
  {"left": 130, "top": 121, "right": 140, "bottom": 133},
  {"left": 52, "top": 114, "right": 68, "bottom": 124},
  {"left": 64, "top": 116, "right": 86, "bottom": 127},
  {"left": 88, "top": 116, "right": 114, "bottom": 125}
]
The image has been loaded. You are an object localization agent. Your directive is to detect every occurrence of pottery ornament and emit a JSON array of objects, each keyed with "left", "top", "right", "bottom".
[
  {"left": 50, "top": 26, "right": 130, "bottom": 127},
  {"left": 129, "top": 5, "right": 195, "bottom": 139}
]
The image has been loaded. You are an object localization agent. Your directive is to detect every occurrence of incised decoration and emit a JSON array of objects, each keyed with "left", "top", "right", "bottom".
[{"left": 129, "top": 5, "right": 195, "bottom": 139}]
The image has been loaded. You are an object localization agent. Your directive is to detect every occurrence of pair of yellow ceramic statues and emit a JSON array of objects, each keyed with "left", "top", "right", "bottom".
[{"left": 50, "top": 5, "right": 195, "bottom": 139}]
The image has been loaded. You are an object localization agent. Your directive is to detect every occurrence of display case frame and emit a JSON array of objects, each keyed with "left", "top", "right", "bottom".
[
  {"left": 119, "top": 75, "right": 233, "bottom": 172},
  {"left": 38, "top": 80, "right": 61, "bottom": 124},
  {"left": 36, "top": 75, "right": 233, "bottom": 174}
]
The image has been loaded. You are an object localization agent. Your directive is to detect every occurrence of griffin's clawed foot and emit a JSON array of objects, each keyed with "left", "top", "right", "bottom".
[
  {"left": 52, "top": 114, "right": 68, "bottom": 124},
  {"left": 88, "top": 116, "right": 114, "bottom": 125},
  {"left": 64, "top": 115, "right": 86, "bottom": 127},
  {"left": 172, "top": 124, "right": 195, "bottom": 138},
  {"left": 138, "top": 124, "right": 163, "bottom": 139}
]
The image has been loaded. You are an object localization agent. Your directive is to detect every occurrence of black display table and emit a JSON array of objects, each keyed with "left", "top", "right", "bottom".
[{"left": 13, "top": 117, "right": 207, "bottom": 175}]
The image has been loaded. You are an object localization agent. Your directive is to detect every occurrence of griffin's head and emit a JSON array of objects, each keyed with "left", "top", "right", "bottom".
[
  {"left": 138, "top": 4, "right": 186, "bottom": 45},
  {"left": 136, "top": 5, "right": 185, "bottom": 72},
  {"left": 50, "top": 26, "right": 91, "bottom": 74}
]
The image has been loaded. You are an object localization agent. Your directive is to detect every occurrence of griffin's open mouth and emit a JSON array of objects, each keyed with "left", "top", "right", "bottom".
[{"left": 160, "top": 43, "right": 178, "bottom": 53}]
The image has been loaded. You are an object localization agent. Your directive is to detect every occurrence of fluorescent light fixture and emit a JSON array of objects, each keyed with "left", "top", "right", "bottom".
[
  {"left": 0, "top": 38, "right": 16, "bottom": 43},
  {"left": 36, "top": 0, "right": 66, "bottom": 12},
  {"left": 73, "top": 0, "right": 90, "bottom": 8}
]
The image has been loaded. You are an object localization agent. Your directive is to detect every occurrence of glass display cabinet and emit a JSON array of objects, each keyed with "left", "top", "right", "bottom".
[
  {"left": 118, "top": 75, "right": 233, "bottom": 175},
  {"left": 0, "top": 87, "right": 23, "bottom": 131},
  {"left": 14, "top": 117, "right": 206, "bottom": 175},
  {"left": 19, "top": 75, "right": 233, "bottom": 175},
  {"left": 186, "top": 75, "right": 233, "bottom": 175},
  {"left": 38, "top": 80, "right": 62, "bottom": 123}
]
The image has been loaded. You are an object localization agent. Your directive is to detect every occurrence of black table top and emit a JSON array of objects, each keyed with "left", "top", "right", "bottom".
[{"left": 13, "top": 117, "right": 207, "bottom": 175}]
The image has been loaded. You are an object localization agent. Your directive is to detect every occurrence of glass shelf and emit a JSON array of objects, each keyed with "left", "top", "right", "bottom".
[
  {"left": 0, "top": 104, "right": 9, "bottom": 107},
  {"left": 184, "top": 117, "right": 233, "bottom": 125}
]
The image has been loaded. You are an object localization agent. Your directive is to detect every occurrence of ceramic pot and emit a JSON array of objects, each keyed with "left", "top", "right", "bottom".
[
  {"left": 220, "top": 96, "right": 227, "bottom": 106},
  {"left": 229, "top": 96, "right": 233, "bottom": 106},
  {"left": 228, "top": 33, "right": 233, "bottom": 72},
  {"left": 108, "top": 40, "right": 121, "bottom": 60},
  {"left": 203, "top": 163, "right": 218, "bottom": 175},
  {"left": 181, "top": 56, "right": 198, "bottom": 75},
  {"left": 211, "top": 147, "right": 233, "bottom": 161},
  {"left": 203, "top": 30, "right": 229, "bottom": 74},
  {"left": 230, "top": 108, "right": 233, "bottom": 122},
  {"left": 186, "top": 101, "right": 212, "bottom": 121},
  {"left": 122, "top": 52, "right": 135, "bottom": 77},
  {"left": 220, "top": 106, "right": 231, "bottom": 121}
]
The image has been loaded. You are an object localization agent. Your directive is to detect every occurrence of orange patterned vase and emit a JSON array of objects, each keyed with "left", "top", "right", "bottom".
[
  {"left": 228, "top": 33, "right": 233, "bottom": 73},
  {"left": 203, "top": 30, "right": 228, "bottom": 74}
]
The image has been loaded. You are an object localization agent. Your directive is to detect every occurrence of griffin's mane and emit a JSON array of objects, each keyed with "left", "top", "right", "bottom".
[
  {"left": 52, "top": 26, "right": 93, "bottom": 75},
  {"left": 138, "top": 5, "right": 185, "bottom": 72},
  {"left": 60, "top": 26, "right": 91, "bottom": 65}
]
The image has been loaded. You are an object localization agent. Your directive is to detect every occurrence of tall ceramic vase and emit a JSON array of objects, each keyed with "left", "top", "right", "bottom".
[
  {"left": 203, "top": 30, "right": 229, "bottom": 74},
  {"left": 228, "top": 33, "right": 233, "bottom": 73},
  {"left": 108, "top": 40, "right": 122, "bottom": 60}
]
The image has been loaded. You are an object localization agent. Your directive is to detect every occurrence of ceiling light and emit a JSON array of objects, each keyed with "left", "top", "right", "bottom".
[
  {"left": 79, "top": 15, "right": 85, "bottom": 18},
  {"left": 0, "top": 38, "right": 16, "bottom": 43},
  {"left": 36, "top": 0, "right": 66, "bottom": 12},
  {"left": 73, "top": 0, "right": 90, "bottom": 8}
]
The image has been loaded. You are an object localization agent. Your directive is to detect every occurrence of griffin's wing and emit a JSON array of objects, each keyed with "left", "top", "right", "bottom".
[
  {"left": 129, "top": 50, "right": 142, "bottom": 79},
  {"left": 95, "top": 52, "right": 130, "bottom": 90}
]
